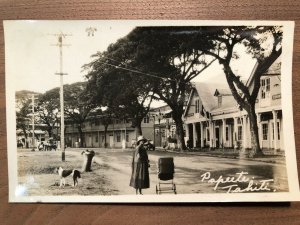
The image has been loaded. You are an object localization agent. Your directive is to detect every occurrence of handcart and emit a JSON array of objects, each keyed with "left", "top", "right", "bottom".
[{"left": 156, "top": 157, "right": 176, "bottom": 194}]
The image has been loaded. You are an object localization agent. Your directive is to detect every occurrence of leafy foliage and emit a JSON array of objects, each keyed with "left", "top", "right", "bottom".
[
  {"left": 36, "top": 87, "right": 60, "bottom": 137},
  {"left": 202, "top": 26, "right": 283, "bottom": 155}
]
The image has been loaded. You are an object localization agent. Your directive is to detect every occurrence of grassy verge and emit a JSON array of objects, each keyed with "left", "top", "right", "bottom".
[{"left": 17, "top": 149, "right": 117, "bottom": 196}]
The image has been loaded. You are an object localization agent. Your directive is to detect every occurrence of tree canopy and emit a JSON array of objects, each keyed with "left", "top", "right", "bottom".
[
  {"left": 85, "top": 27, "right": 218, "bottom": 149},
  {"left": 202, "top": 26, "right": 283, "bottom": 156}
]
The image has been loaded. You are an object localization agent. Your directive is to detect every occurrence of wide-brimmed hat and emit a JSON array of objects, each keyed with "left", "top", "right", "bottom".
[{"left": 137, "top": 136, "right": 147, "bottom": 144}]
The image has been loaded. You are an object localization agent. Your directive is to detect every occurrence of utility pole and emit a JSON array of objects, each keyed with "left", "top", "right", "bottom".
[{"left": 51, "top": 32, "right": 71, "bottom": 161}]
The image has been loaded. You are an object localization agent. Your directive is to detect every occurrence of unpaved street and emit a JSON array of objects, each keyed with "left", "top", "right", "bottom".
[{"left": 17, "top": 148, "right": 288, "bottom": 196}]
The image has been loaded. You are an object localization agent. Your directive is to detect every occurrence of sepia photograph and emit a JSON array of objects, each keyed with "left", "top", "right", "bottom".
[{"left": 4, "top": 20, "right": 300, "bottom": 202}]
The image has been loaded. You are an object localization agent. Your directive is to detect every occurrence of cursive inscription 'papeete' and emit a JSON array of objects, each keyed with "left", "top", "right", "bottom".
[{"left": 200, "top": 171, "right": 275, "bottom": 193}]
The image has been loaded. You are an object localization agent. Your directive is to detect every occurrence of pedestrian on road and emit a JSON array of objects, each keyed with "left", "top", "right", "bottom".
[{"left": 129, "top": 135, "right": 150, "bottom": 195}]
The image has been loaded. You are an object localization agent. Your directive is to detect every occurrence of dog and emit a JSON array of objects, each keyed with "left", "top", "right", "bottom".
[{"left": 56, "top": 167, "right": 81, "bottom": 187}]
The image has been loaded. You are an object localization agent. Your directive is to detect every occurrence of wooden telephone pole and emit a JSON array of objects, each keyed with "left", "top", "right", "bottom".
[{"left": 51, "top": 32, "right": 71, "bottom": 161}]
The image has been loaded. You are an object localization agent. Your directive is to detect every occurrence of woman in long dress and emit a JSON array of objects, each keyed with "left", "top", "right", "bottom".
[{"left": 129, "top": 136, "right": 150, "bottom": 194}]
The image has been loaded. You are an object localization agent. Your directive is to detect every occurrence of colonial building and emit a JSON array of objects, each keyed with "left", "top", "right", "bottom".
[
  {"left": 65, "top": 116, "right": 155, "bottom": 148},
  {"left": 183, "top": 58, "right": 283, "bottom": 153}
]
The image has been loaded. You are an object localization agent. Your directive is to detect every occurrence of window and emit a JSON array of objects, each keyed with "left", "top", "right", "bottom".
[
  {"left": 95, "top": 120, "right": 100, "bottom": 126},
  {"left": 116, "top": 132, "right": 121, "bottom": 142},
  {"left": 272, "top": 121, "right": 281, "bottom": 140},
  {"left": 143, "top": 116, "right": 150, "bottom": 123},
  {"left": 126, "top": 133, "right": 129, "bottom": 142},
  {"left": 95, "top": 134, "right": 98, "bottom": 143},
  {"left": 195, "top": 99, "right": 200, "bottom": 113},
  {"left": 261, "top": 78, "right": 270, "bottom": 99},
  {"left": 225, "top": 126, "right": 229, "bottom": 141},
  {"left": 277, "top": 122, "right": 280, "bottom": 140},
  {"left": 161, "top": 129, "right": 166, "bottom": 137},
  {"left": 237, "top": 126, "right": 242, "bottom": 141},
  {"left": 262, "top": 123, "right": 268, "bottom": 140},
  {"left": 206, "top": 128, "right": 210, "bottom": 141}
]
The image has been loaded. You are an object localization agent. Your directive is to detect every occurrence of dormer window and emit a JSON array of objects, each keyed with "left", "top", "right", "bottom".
[{"left": 195, "top": 99, "right": 200, "bottom": 113}]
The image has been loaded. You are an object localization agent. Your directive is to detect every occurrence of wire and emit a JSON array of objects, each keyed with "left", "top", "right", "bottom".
[
  {"left": 97, "top": 60, "right": 170, "bottom": 81},
  {"left": 103, "top": 56, "right": 169, "bottom": 79},
  {"left": 93, "top": 55, "right": 214, "bottom": 85}
]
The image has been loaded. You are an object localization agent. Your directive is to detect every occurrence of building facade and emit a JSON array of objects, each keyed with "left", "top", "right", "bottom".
[
  {"left": 150, "top": 105, "right": 177, "bottom": 148},
  {"left": 184, "top": 58, "right": 283, "bottom": 153},
  {"left": 65, "top": 116, "right": 155, "bottom": 149}
]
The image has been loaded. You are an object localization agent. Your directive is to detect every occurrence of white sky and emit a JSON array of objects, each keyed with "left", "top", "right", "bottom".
[
  {"left": 4, "top": 21, "right": 256, "bottom": 107},
  {"left": 5, "top": 20, "right": 136, "bottom": 93}
]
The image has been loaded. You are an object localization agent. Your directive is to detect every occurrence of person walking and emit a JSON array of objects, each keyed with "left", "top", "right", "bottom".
[{"left": 129, "top": 135, "right": 150, "bottom": 195}]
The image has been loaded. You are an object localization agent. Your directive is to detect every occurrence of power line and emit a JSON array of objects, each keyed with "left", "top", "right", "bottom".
[
  {"left": 96, "top": 55, "right": 215, "bottom": 85},
  {"left": 99, "top": 61, "right": 170, "bottom": 81},
  {"left": 103, "top": 56, "right": 170, "bottom": 80}
]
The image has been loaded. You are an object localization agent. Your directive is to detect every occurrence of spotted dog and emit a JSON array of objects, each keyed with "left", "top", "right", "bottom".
[{"left": 57, "top": 167, "right": 81, "bottom": 187}]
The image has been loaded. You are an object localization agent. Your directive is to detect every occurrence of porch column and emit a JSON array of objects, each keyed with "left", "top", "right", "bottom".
[
  {"left": 209, "top": 120, "right": 213, "bottom": 148},
  {"left": 256, "top": 113, "right": 262, "bottom": 148},
  {"left": 185, "top": 124, "right": 189, "bottom": 140},
  {"left": 200, "top": 122, "right": 204, "bottom": 148},
  {"left": 242, "top": 115, "right": 247, "bottom": 151},
  {"left": 233, "top": 117, "right": 238, "bottom": 148},
  {"left": 272, "top": 110, "right": 278, "bottom": 154},
  {"left": 222, "top": 119, "right": 226, "bottom": 148},
  {"left": 193, "top": 123, "right": 197, "bottom": 148}
]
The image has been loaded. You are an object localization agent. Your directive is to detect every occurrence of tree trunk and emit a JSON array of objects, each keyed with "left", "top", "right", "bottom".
[
  {"left": 47, "top": 127, "right": 53, "bottom": 138},
  {"left": 135, "top": 123, "right": 143, "bottom": 137},
  {"left": 23, "top": 127, "right": 29, "bottom": 148},
  {"left": 78, "top": 125, "right": 85, "bottom": 148},
  {"left": 173, "top": 114, "right": 186, "bottom": 151},
  {"left": 247, "top": 107, "right": 264, "bottom": 157},
  {"left": 104, "top": 125, "right": 108, "bottom": 148},
  {"left": 132, "top": 117, "right": 143, "bottom": 138}
]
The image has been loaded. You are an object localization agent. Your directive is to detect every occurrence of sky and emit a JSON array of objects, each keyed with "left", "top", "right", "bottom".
[
  {"left": 5, "top": 20, "right": 136, "bottom": 93},
  {"left": 4, "top": 21, "right": 257, "bottom": 107}
]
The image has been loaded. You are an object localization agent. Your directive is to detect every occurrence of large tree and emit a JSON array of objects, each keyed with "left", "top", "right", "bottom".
[
  {"left": 85, "top": 41, "right": 155, "bottom": 138},
  {"left": 63, "top": 82, "right": 96, "bottom": 147},
  {"left": 36, "top": 88, "right": 60, "bottom": 138},
  {"left": 92, "top": 27, "right": 216, "bottom": 150},
  {"left": 16, "top": 99, "right": 31, "bottom": 148},
  {"left": 16, "top": 91, "right": 40, "bottom": 147},
  {"left": 203, "top": 26, "right": 282, "bottom": 157}
]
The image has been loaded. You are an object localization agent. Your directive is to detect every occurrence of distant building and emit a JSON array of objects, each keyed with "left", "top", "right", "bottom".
[
  {"left": 65, "top": 116, "right": 154, "bottom": 148},
  {"left": 150, "top": 105, "right": 176, "bottom": 148}
]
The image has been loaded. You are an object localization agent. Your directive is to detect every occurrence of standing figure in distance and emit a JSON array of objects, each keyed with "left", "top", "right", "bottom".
[{"left": 129, "top": 135, "right": 150, "bottom": 195}]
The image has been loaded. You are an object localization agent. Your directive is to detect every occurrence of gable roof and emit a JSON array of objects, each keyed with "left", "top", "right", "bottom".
[
  {"left": 246, "top": 56, "right": 281, "bottom": 88},
  {"left": 193, "top": 82, "right": 229, "bottom": 111},
  {"left": 184, "top": 82, "right": 238, "bottom": 118}
]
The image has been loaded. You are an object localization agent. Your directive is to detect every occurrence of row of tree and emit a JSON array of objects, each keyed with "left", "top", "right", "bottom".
[
  {"left": 16, "top": 82, "right": 95, "bottom": 148},
  {"left": 16, "top": 26, "right": 282, "bottom": 157},
  {"left": 84, "top": 26, "right": 282, "bottom": 156}
]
